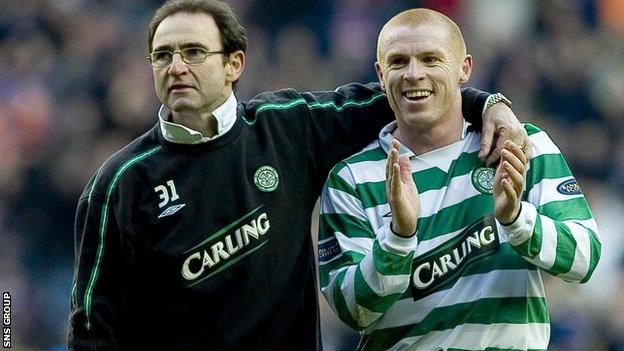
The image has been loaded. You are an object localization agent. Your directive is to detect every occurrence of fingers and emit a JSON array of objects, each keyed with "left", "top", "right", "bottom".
[
  {"left": 505, "top": 139, "right": 527, "bottom": 162},
  {"left": 501, "top": 149, "right": 525, "bottom": 175},
  {"left": 398, "top": 155, "right": 413, "bottom": 184},
  {"left": 391, "top": 163, "right": 402, "bottom": 200},
  {"left": 501, "top": 160, "right": 524, "bottom": 195},
  {"left": 386, "top": 141, "right": 399, "bottom": 182},
  {"left": 485, "top": 146, "right": 501, "bottom": 167},
  {"left": 386, "top": 140, "right": 401, "bottom": 200},
  {"left": 479, "top": 119, "right": 495, "bottom": 161},
  {"left": 502, "top": 178, "right": 517, "bottom": 202},
  {"left": 507, "top": 128, "right": 530, "bottom": 158},
  {"left": 499, "top": 139, "right": 527, "bottom": 197}
]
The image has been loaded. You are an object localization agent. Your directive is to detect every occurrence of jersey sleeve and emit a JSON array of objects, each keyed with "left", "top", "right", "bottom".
[
  {"left": 68, "top": 174, "right": 129, "bottom": 350},
  {"left": 496, "top": 123, "right": 601, "bottom": 283},
  {"left": 246, "top": 83, "right": 489, "bottom": 188},
  {"left": 317, "top": 163, "right": 416, "bottom": 331}
]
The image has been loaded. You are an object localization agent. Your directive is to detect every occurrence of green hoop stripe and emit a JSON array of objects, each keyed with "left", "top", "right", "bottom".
[{"left": 83, "top": 145, "right": 162, "bottom": 330}]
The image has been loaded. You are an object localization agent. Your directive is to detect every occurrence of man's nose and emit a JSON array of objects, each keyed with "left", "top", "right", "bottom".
[
  {"left": 403, "top": 60, "right": 425, "bottom": 82},
  {"left": 168, "top": 53, "right": 189, "bottom": 76}
]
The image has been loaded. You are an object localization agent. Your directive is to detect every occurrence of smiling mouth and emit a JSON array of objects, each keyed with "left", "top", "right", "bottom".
[{"left": 403, "top": 90, "right": 432, "bottom": 101}]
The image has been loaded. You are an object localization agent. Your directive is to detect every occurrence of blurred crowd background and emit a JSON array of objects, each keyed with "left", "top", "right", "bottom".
[{"left": 0, "top": 0, "right": 623, "bottom": 350}]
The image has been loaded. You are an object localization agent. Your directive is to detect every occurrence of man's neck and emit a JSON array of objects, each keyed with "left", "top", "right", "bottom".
[
  {"left": 394, "top": 114, "right": 464, "bottom": 156},
  {"left": 171, "top": 111, "right": 219, "bottom": 137}
]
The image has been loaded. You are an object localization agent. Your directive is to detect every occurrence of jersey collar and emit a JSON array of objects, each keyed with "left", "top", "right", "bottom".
[
  {"left": 158, "top": 92, "right": 238, "bottom": 144},
  {"left": 378, "top": 119, "right": 472, "bottom": 172}
]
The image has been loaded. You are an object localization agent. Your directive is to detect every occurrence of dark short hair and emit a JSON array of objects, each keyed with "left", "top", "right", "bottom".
[
  {"left": 148, "top": 0, "right": 246, "bottom": 54},
  {"left": 148, "top": 0, "right": 247, "bottom": 88}
]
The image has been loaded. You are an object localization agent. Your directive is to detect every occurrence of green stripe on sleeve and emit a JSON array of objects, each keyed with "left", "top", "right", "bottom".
[
  {"left": 537, "top": 198, "right": 594, "bottom": 221},
  {"left": 524, "top": 123, "right": 543, "bottom": 136},
  {"left": 83, "top": 146, "right": 161, "bottom": 330},
  {"left": 581, "top": 228, "right": 602, "bottom": 283},
  {"left": 319, "top": 213, "right": 375, "bottom": 239},
  {"left": 354, "top": 265, "right": 403, "bottom": 313},
  {"left": 326, "top": 173, "right": 357, "bottom": 197},
  {"left": 543, "top": 221, "right": 576, "bottom": 276},
  {"left": 331, "top": 269, "right": 361, "bottom": 330},
  {"left": 372, "top": 240, "right": 413, "bottom": 275},
  {"left": 512, "top": 215, "right": 544, "bottom": 259},
  {"left": 319, "top": 250, "right": 364, "bottom": 288},
  {"left": 525, "top": 154, "right": 571, "bottom": 192},
  {"left": 247, "top": 92, "right": 387, "bottom": 125}
]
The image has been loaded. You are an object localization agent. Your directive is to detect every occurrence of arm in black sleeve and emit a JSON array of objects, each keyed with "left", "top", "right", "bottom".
[
  {"left": 68, "top": 185, "right": 128, "bottom": 350},
  {"left": 460, "top": 87, "right": 490, "bottom": 131},
  {"left": 247, "top": 83, "right": 490, "bottom": 186}
]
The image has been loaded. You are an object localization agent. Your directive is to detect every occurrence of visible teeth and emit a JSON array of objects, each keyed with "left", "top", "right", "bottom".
[{"left": 405, "top": 90, "right": 431, "bottom": 98}]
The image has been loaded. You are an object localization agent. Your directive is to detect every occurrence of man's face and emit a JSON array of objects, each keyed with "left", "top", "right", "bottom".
[
  {"left": 375, "top": 23, "right": 471, "bottom": 129},
  {"left": 151, "top": 12, "right": 232, "bottom": 115}
]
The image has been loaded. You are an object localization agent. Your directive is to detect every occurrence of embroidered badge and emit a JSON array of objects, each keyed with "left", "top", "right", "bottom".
[
  {"left": 471, "top": 166, "right": 495, "bottom": 194},
  {"left": 557, "top": 179, "right": 582, "bottom": 195},
  {"left": 254, "top": 165, "right": 279, "bottom": 192}
]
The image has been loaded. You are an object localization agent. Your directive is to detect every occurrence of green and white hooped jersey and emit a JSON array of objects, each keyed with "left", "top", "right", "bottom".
[{"left": 317, "top": 122, "right": 601, "bottom": 351}]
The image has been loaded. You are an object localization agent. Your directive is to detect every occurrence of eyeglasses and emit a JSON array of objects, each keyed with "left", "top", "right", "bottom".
[{"left": 147, "top": 47, "right": 224, "bottom": 68}]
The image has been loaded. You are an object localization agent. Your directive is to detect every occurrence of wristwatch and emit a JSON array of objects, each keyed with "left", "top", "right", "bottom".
[{"left": 485, "top": 93, "right": 512, "bottom": 110}]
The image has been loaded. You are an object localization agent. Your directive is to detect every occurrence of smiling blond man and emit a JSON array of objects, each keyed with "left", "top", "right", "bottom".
[{"left": 318, "top": 9, "right": 601, "bottom": 350}]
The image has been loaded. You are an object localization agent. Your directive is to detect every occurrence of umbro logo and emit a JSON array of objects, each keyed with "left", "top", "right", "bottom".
[
  {"left": 154, "top": 179, "right": 185, "bottom": 218},
  {"left": 158, "top": 203, "right": 186, "bottom": 218}
]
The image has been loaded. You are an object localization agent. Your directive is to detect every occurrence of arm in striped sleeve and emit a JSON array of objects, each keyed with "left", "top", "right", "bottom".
[
  {"left": 317, "top": 163, "right": 416, "bottom": 331},
  {"left": 496, "top": 123, "right": 601, "bottom": 283}
]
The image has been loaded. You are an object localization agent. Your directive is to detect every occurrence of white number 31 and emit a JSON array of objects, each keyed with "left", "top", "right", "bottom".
[{"left": 154, "top": 179, "right": 180, "bottom": 208}]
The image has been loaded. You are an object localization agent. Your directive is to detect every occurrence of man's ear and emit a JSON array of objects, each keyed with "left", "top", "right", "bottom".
[
  {"left": 459, "top": 54, "right": 473, "bottom": 84},
  {"left": 374, "top": 61, "right": 386, "bottom": 91},
  {"left": 226, "top": 50, "right": 245, "bottom": 83}
]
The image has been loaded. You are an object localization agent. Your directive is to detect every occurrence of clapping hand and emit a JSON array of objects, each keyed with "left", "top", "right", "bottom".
[
  {"left": 386, "top": 140, "right": 419, "bottom": 237},
  {"left": 493, "top": 140, "right": 530, "bottom": 225}
]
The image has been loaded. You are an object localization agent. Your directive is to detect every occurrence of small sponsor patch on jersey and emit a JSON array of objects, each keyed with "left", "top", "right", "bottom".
[
  {"left": 158, "top": 203, "right": 186, "bottom": 218},
  {"left": 557, "top": 179, "right": 582, "bottom": 195},
  {"left": 410, "top": 215, "right": 500, "bottom": 300},
  {"left": 471, "top": 166, "right": 495, "bottom": 194},
  {"left": 318, "top": 237, "right": 342, "bottom": 264},
  {"left": 254, "top": 165, "right": 279, "bottom": 192}
]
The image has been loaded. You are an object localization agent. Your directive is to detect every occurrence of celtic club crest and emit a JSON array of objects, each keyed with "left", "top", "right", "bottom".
[
  {"left": 471, "top": 166, "right": 495, "bottom": 194},
  {"left": 254, "top": 165, "right": 279, "bottom": 192}
]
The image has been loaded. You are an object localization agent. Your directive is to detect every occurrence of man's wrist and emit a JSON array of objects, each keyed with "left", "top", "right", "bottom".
[
  {"left": 390, "top": 221, "right": 417, "bottom": 238},
  {"left": 499, "top": 203, "right": 522, "bottom": 226},
  {"left": 483, "top": 93, "right": 512, "bottom": 113}
]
